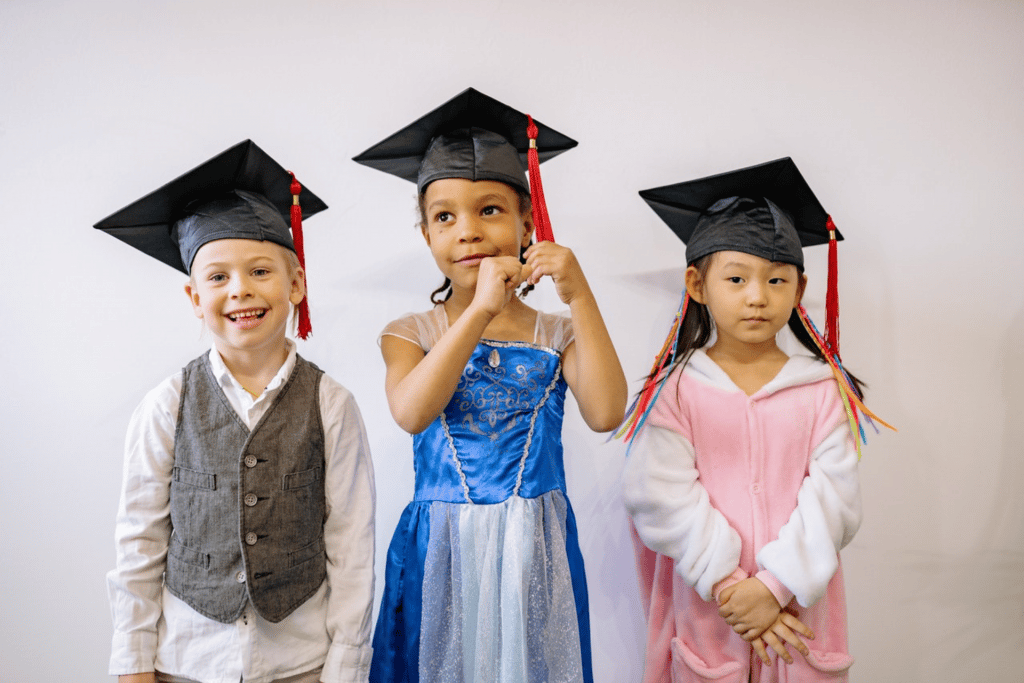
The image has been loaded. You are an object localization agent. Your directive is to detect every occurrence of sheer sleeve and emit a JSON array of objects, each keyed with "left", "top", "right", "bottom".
[
  {"left": 379, "top": 305, "right": 447, "bottom": 352},
  {"left": 534, "top": 310, "right": 574, "bottom": 352}
]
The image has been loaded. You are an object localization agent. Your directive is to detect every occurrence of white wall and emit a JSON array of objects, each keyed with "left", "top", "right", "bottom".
[{"left": 2, "top": 1, "right": 1021, "bottom": 680}]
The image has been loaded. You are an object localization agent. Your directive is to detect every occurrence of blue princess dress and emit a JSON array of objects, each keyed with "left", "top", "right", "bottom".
[{"left": 371, "top": 305, "right": 592, "bottom": 683}]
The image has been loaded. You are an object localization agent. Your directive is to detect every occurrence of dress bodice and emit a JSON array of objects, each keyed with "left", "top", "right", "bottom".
[{"left": 412, "top": 340, "right": 567, "bottom": 504}]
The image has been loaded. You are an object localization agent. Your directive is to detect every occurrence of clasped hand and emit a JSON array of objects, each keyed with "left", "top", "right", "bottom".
[
  {"left": 472, "top": 242, "right": 589, "bottom": 316},
  {"left": 718, "top": 578, "right": 814, "bottom": 666}
]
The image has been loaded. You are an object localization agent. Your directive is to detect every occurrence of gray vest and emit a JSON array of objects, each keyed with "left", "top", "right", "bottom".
[{"left": 165, "top": 353, "right": 327, "bottom": 624}]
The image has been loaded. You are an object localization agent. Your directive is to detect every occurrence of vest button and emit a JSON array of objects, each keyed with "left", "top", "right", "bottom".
[
  {"left": 235, "top": 570, "right": 246, "bottom": 583},
  {"left": 245, "top": 532, "right": 258, "bottom": 546},
  {"left": 244, "top": 455, "right": 257, "bottom": 468},
  {"left": 244, "top": 493, "right": 258, "bottom": 507}
]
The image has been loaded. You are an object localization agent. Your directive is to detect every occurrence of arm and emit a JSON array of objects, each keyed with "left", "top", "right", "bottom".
[
  {"left": 524, "top": 242, "right": 626, "bottom": 432},
  {"left": 383, "top": 256, "right": 525, "bottom": 433},
  {"left": 107, "top": 379, "right": 178, "bottom": 677},
  {"left": 622, "top": 420, "right": 742, "bottom": 600},
  {"left": 320, "top": 380, "right": 376, "bottom": 683},
  {"left": 755, "top": 418, "right": 862, "bottom": 608}
]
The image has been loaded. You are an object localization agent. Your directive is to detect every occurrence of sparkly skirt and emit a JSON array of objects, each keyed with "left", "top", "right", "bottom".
[{"left": 370, "top": 491, "right": 592, "bottom": 683}]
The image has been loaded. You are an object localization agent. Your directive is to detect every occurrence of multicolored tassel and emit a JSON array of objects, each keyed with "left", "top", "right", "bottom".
[
  {"left": 614, "top": 292, "right": 691, "bottom": 448},
  {"left": 796, "top": 305, "right": 896, "bottom": 458}
]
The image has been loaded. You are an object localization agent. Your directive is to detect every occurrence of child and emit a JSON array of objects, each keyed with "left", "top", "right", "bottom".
[
  {"left": 620, "top": 158, "right": 892, "bottom": 683},
  {"left": 353, "top": 88, "right": 627, "bottom": 683},
  {"left": 97, "top": 140, "right": 376, "bottom": 683}
]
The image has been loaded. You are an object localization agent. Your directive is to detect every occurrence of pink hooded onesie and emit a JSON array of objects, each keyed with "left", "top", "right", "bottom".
[{"left": 623, "top": 349, "right": 861, "bottom": 683}]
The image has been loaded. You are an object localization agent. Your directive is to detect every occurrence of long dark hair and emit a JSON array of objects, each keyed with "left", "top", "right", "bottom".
[
  {"left": 417, "top": 186, "right": 535, "bottom": 304},
  {"left": 647, "top": 254, "right": 866, "bottom": 397}
]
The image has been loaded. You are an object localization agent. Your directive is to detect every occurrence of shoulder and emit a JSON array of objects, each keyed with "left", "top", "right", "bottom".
[
  {"left": 316, "top": 371, "right": 363, "bottom": 421},
  {"left": 379, "top": 305, "right": 445, "bottom": 351}
]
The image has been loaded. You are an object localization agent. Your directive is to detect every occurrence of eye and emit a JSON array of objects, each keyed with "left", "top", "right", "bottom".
[
  {"left": 769, "top": 277, "right": 787, "bottom": 285},
  {"left": 252, "top": 267, "right": 271, "bottom": 277},
  {"left": 208, "top": 273, "right": 227, "bottom": 283},
  {"left": 727, "top": 276, "right": 744, "bottom": 284},
  {"left": 434, "top": 211, "right": 452, "bottom": 224},
  {"left": 481, "top": 205, "right": 502, "bottom": 216}
]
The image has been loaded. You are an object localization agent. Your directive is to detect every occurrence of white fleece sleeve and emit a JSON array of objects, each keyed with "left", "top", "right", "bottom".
[
  {"left": 623, "top": 424, "right": 742, "bottom": 601},
  {"left": 756, "top": 420, "right": 862, "bottom": 607}
]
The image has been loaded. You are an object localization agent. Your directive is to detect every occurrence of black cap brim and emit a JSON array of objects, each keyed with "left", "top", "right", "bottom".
[
  {"left": 94, "top": 139, "right": 328, "bottom": 272},
  {"left": 639, "top": 157, "right": 841, "bottom": 249},
  {"left": 351, "top": 87, "right": 577, "bottom": 187}
]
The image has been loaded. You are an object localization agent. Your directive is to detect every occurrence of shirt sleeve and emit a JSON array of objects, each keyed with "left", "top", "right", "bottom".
[
  {"left": 319, "top": 376, "right": 376, "bottom": 683},
  {"left": 755, "top": 390, "right": 862, "bottom": 608},
  {"left": 107, "top": 376, "right": 179, "bottom": 675},
  {"left": 621, "top": 372, "right": 743, "bottom": 602}
]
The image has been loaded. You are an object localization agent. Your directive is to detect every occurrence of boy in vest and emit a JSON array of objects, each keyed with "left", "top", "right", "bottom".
[{"left": 97, "top": 140, "right": 376, "bottom": 683}]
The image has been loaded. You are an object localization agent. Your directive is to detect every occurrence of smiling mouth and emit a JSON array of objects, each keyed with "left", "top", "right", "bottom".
[
  {"left": 456, "top": 253, "right": 492, "bottom": 263},
  {"left": 227, "top": 309, "right": 267, "bottom": 322}
]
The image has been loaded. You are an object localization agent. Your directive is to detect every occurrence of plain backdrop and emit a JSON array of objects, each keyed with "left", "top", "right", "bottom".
[{"left": 2, "top": 1, "right": 1022, "bottom": 681}]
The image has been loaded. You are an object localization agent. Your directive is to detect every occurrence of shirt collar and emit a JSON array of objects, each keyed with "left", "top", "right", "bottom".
[{"left": 207, "top": 339, "right": 298, "bottom": 398}]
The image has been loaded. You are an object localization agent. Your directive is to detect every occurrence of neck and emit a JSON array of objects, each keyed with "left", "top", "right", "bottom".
[
  {"left": 214, "top": 339, "right": 291, "bottom": 394},
  {"left": 706, "top": 337, "right": 789, "bottom": 396}
]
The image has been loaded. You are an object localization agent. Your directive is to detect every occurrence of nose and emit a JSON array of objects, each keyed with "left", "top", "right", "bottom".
[
  {"left": 457, "top": 215, "right": 483, "bottom": 243},
  {"left": 229, "top": 274, "right": 253, "bottom": 298},
  {"left": 746, "top": 281, "right": 768, "bottom": 306}
]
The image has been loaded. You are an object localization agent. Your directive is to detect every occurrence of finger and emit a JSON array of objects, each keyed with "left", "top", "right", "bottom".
[
  {"left": 779, "top": 612, "right": 815, "bottom": 640},
  {"left": 762, "top": 630, "right": 793, "bottom": 665},
  {"left": 751, "top": 638, "right": 771, "bottom": 666},
  {"left": 771, "top": 622, "right": 810, "bottom": 657}
]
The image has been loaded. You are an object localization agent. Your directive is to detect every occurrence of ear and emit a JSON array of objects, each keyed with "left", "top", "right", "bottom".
[
  {"left": 794, "top": 272, "right": 808, "bottom": 308},
  {"left": 684, "top": 265, "right": 706, "bottom": 304},
  {"left": 184, "top": 281, "right": 204, "bottom": 319},
  {"left": 289, "top": 266, "right": 307, "bottom": 306},
  {"left": 520, "top": 215, "right": 534, "bottom": 249}
]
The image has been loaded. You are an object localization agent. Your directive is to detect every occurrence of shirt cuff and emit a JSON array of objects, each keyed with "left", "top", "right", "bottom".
[
  {"left": 754, "top": 570, "right": 795, "bottom": 609},
  {"left": 109, "top": 630, "right": 158, "bottom": 675},
  {"left": 321, "top": 642, "right": 372, "bottom": 683},
  {"left": 712, "top": 567, "right": 748, "bottom": 603}
]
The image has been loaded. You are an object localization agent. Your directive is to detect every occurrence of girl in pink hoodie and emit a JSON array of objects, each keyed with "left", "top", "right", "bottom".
[{"left": 620, "top": 158, "right": 891, "bottom": 683}]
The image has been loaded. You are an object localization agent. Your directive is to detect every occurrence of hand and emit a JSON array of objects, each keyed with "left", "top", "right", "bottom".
[
  {"left": 472, "top": 255, "right": 525, "bottom": 316},
  {"left": 718, "top": 578, "right": 781, "bottom": 640},
  {"left": 751, "top": 612, "right": 815, "bottom": 666},
  {"left": 522, "top": 242, "right": 590, "bottom": 305},
  {"left": 119, "top": 674, "right": 157, "bottom": 683}
]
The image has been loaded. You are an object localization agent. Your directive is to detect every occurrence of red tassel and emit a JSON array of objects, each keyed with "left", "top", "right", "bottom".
[
  {"left": 289, "top": 172, "right": 312, "bottom": 339},
  {"left": 824, "top": 215, "right": 839, "bottom": 357},
  {"left": 526, "top": 115, "right": 555, "bottom": 243}
]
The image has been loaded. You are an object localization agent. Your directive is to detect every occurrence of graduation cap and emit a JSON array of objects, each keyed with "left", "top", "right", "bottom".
[
  {"left": 93, "top": 139, "right": 327, "bottom": 338},
  {"left": 352, "top": 87, "right": 576, "bottom": 242},
  {"left": 640, "top": 157, "right": 844, "bottom": 355}
]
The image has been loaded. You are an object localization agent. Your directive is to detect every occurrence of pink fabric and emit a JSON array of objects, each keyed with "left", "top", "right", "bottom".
[{"left": 629, "top": 354, "right": 857, "bottom": 682}]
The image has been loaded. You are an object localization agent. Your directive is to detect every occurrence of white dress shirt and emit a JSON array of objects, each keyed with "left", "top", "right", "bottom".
[{"left": 108, "top": 342, "right": 375, "bottom": 683}]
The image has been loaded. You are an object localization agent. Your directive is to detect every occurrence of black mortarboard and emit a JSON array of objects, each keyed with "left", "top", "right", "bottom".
[
  {"left": 94, "top": 139, "right": 327, "bottom": 274},
  {"left": 639, "top": 157, "right": 842, "bottom": 270},
  {"left": 351, "top": 87, "right": 577, "bottom": 196},
  {"left": 94, "top": 139, "right": 327, "bottom": 338}
]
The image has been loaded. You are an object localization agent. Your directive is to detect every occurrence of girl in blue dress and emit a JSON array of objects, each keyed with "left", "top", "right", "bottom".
[{"left": 354, "top": 88, "right": 627, "bottom": 683}]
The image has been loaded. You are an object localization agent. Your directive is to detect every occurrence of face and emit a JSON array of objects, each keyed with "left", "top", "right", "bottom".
[
  {"left": 686, "top": 250, "right": 805, "bottom": 351},
  {"left": 184, "top": 239, "right": 305, "bottom": 359},
  {"left": 420, "top": 178, "right": 532, "bottom": 292}
]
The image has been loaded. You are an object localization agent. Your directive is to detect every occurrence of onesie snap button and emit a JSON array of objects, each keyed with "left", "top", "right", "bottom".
[
  {"left": 245, "top": 532, "right": 258, "bottom": 545},
  {"left": 244, "top": 455, "right": 257, "bottom": 468},
  {"left": 244, "top": 493, "right": 258, "bottom": 507},
  {"left": 751, "top": 483, "right": 762, "bottom": 494}
]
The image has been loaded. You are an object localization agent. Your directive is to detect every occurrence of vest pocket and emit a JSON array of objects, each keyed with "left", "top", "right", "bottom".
[
  {"left": 288, "top": 534, "right": 325, "bottom": 568},
  {"left": 168, "top": 535, "right": 210, "bottom": 569},
  {"left": 671, "top": 637, "right": 745, "bottom": 683},
  {"left": 172, "top": 466, "right": 216, "bottom": 490},
  {"left": 282, "top": 466, "right": 320, "bottom": 490}
]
